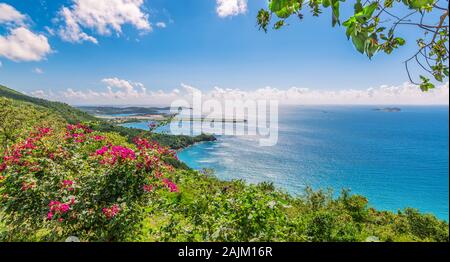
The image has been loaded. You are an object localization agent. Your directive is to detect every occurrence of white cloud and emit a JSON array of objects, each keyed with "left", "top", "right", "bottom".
[
  {"left": 57, "top": 0, "right": 151, "bottom": 44},
  {"left": 216, "top": 0, "right": 248, "bottom": 18},
  {"left": 0, "top": 27, "right": 52, "bottom": 62},
  {"left": 156, "top": 22, "right": 166, "bottom": 28},
  {"left": 30, "top": 81, "right": 450, "bottom": 106},
  {"left": 58, "top": 7, "right": 98, "bottom": 44},
  {"left": 101, "top": 77, "right": 145, "bottom": 96},
  {"left": 204, "top": 82, "right": 450, "bottom": 105},
  {"left": 33, "top": 67, "right": 44, "bottom": 74},
  {"left": 0, "top": 3, "right": 26, "bottom": 25},
  {"left": 30, "top": 90, "right": 47, "bottom": 97}
]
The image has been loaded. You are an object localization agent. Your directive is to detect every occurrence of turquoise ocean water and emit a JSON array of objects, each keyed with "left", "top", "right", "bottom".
[{"left": 122, "top": 106, "right": 449, "bottom": 220}]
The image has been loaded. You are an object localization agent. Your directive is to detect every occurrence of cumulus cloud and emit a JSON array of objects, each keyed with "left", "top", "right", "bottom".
[
  {"left": 204, "top": 82, "right": 450, "bottom": 105},
  {"left": 29, "top": 80, "right": 449, "bottom": 106},
  {"left": 0, "top": 4, "right": 52, "bottom": 62},
  {"left": 216, "top": 0, "right": 248, "bottom": 18},
  {"left": 57, "top": 0, "right": 151, "bottom": 44},
  {"left": 0, "top": 27, "right": 52, "bottom": 62},
  {"left": 58, "top": 7, "right": 98, "bottom": 44},
  {"left": 0, "top": 3, "right": 26, "bottom": 25}
]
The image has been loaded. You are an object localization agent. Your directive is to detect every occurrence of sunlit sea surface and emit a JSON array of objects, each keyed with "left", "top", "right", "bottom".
[{"left": 121, "top": 106, "right": 449, "bottom": 220}]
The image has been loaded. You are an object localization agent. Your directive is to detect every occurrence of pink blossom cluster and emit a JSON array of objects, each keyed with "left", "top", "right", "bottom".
[
  {"left": 143, "top": 184, "right": 153, "bottom": 192},
  {"left": 1, "top": 127, "right": 53, "bottom": 171},
  {"left": 95, "top": 145, "right": 136, "bottom": 165},
  {"left": 67, "top": 123, "right": 92, "bottom": 133},
  {"left": 102, "top": 204, "right": 120, "bottom": 219},
  {"left": 94, "top": 135, "right": 106, "bottom": 141},
  {"left": 47, "top": 198, "right": 75, "bottom": 221},
  {"left": 133, "top": 137, "right": 175, "bottom": 157},
  {"left": 133, "top": 137, "right": 154, "bottom": 150},
  {"left": 65, "top": 123, "right": 93, "bottom": 142},
  {"left": 62, "top": 180, "right": 74, "bottom": 191},
  {"left": 163, "top": 178, "right": 179, "bottom": 193}
]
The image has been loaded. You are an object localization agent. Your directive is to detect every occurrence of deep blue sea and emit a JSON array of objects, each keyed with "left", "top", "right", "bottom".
[{"left": 122, "top": 106, "right": 449, "bottom": 220}]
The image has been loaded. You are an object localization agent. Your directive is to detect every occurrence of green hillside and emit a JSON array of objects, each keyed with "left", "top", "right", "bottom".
[
  {"left": 0, "top": 85, "right": 97, "bottom": 124},
  {"left": 0, "top": 84, "right": 214, "bottom": 149}
]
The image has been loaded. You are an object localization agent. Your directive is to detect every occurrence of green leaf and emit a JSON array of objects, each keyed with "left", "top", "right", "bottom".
[
  {"left": 354, "top": 0, "right": 363, "bottom": 13},
  {"left": 269, "top": 0, "right": 301, "bottom": 19},
  {"left": 352, "top": 33, "right": 367, "bottom": 54},
  {"left": 395, "top": 37, "right": 406, "bottom": 46},
  {"left": 419, "top": 76, "right": 435, "bottom": 92},
  {"left": 363, "top": 2, "right": 379, "bottom": 17},
  {"left": 331, "top": 0, "right": 340, "bottom": 27},
  {"left": 274, "top": 20, "right": 285, "bottom": 30},
  {"left": 384, "top": 0, "right": 394, "bottom": 8}
]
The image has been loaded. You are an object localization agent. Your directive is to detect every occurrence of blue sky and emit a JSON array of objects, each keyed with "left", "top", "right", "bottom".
[{"left": 0, "top": 0, "right": 448, "bottom": 105}]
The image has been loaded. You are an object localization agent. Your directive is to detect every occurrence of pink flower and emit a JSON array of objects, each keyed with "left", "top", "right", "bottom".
[
  {"left": 62, "top": 180, "right": 74, "bottom": 191},
  {"left": 38, "top": 127, "right": 52, "bottom": 135},
  {"left": 111, "top": 146, "right": 136, "bottom": 160},
  {"left": 102, "top": 204, "right": 120, "bottom": 219},
  {"left": 47, "top": 212, "right": 53, "bottom": 220},
  {"left": 143, "top": 184, "right": 153, "bottom": 192},
  {"left": 48, "top": 200, "right": 71, "bottom": 217},
  {"left": 94, "top": 135, "right": 105, "bottom": 141},
  {"left": 96, "top": 146, "right": 109, "bottom": 156},
  {"left": 63, "top": 180, "right": 73, "bottom": 186},
  {"left": 60, "top": 204, "right": 70, "bottom": 213},
  {"left": 163, "top": 178, "right": 179, "bottom": 193},
  {"left": 133, "top": 137, "right": 152, "bottom": 150},
  {"left": 0, "top": 163, "right": 6, "bottom": 172}
]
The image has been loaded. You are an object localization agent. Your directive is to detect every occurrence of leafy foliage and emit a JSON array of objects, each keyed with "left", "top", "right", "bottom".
[
  {"left": 257, "top": 0, "right": 449, "bottom": 90},
  {"left": 0, "top": 123, "right": 180, "bottom": 241},
  {"left": 0, "top": 97, "right": 66, "bottom": 150},
  {"left": 141, "top": 171, "right": 448, "bottom": 242}
]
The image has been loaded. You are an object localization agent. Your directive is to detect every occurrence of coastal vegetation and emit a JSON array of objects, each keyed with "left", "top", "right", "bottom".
[{"left": 0, "top": 86, "right": 448, "bottom": 242}]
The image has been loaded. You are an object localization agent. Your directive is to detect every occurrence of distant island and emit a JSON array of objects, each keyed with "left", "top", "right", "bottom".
[
  {"left": 77, "top": 106, "right": 171, "bottom": 116},
  {"left": 374, "top": 107, "right": 402, "bottom": 112}
]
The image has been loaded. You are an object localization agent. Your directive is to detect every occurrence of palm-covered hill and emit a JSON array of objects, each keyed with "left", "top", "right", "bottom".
[{"left": 0, "top": 85, "right": 448, "bottom": 242}]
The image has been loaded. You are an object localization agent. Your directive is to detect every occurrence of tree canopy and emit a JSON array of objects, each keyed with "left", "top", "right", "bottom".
[{"left": 257, "top": 0, "right": 449, "bottom": 91}]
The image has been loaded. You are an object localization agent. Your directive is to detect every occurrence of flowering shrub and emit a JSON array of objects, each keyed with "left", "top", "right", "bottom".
[{"left": 0, "top": 124, "right": 179, "bottom": 241}]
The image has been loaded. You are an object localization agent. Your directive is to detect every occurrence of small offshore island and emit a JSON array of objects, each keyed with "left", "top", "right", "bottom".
[{"left": 374, "top": 107, "right": 402, "bottom": 112}]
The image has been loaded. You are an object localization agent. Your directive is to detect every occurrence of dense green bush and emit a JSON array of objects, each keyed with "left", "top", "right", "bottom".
[
  {"left": 0, "top": 123, "right": 180, "bottom": 241},
  {"left": 141, "top": 172, "right": 449, "bottom": 242}
]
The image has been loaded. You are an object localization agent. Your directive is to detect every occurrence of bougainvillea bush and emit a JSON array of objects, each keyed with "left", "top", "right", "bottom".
[{"left": 0, "top": 123, "right": 179, "bottom": 241}]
